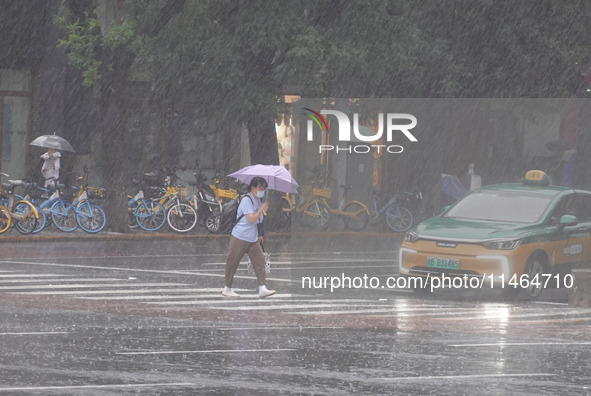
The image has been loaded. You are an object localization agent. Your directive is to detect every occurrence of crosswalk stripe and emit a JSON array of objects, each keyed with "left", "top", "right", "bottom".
[
  {"left": 1, "top": 270, "right": 588, "bottom": 325},
  {"left": 0, "top": 282, "right": 187, "bottom": 291},
  {"left": 0, "top": 274, "right": 74, "bottom": 278},
  {"left": 0, "top": 278, "right": 124, "bottom": 284}
]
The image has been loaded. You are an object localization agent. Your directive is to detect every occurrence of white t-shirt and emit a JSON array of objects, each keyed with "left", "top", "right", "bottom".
[{"left": 41, "top": 152, "right": 60, "bottom": 187}]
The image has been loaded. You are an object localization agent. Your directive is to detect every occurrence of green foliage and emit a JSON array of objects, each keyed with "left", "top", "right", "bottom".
[
  {"left": 54, "top": 0, "right": 591, "bottom": 108},
  {"left": 54, "top": 4, "right": 136, "bottom": 87}
]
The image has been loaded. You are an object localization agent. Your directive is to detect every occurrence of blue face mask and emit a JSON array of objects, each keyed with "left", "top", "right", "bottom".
[{"left": 256, "top": 190, "right": 265, "bottom": 199}]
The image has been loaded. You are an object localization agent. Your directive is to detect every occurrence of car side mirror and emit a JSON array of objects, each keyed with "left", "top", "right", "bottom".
[
  {"left": 440, "top": 206, "right": 450, "bottom": 215},
  {"left": 557, "top": 214, "right": 578, "bottom": 231}
]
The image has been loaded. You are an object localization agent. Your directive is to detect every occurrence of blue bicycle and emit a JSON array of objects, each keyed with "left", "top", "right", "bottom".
[
  {"left": 370, "top": 191, "right": 413, "bottom": 232},
  {"left": 65, "top": 171, "right": 107, "bottom": 233},
  {"left": 30, "top": 180, "right": 78, "bottom": 232},
  {"left": 127, "top": 183, "right": 166, "bottom": 231}
]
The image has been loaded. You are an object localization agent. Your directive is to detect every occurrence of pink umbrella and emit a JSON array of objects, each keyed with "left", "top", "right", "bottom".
[{"left": 228, "top": 164, "right": 299, "bottom": 193}]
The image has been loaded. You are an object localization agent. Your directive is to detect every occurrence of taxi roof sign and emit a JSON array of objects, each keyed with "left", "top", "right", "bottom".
[{"left": 523, "top": 170, "right": 550, "bottom": 186}]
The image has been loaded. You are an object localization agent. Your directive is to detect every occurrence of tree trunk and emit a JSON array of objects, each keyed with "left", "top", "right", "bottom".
[
  {"left": 247, "top": 111, "right": 284, "bottom": 230},
  {"left": 247, "top": 112, "right": 279, "bottom": 166},
  {"left": 99, "top": 51, "right": 135, "bottom": 233}
]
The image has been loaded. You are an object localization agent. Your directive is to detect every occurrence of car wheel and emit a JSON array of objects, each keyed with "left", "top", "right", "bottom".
[{"left": 522, "top": 253, "right": 546, "bottom": 299}]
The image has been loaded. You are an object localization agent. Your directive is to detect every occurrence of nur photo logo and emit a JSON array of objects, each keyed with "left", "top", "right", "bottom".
[{"left": 302, "top": 108, "right": 418, "bottom": 154}]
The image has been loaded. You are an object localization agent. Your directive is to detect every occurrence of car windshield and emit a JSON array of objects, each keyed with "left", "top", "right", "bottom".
[{"left": 443, "top": 190, "right": 554, "bottom": 223}]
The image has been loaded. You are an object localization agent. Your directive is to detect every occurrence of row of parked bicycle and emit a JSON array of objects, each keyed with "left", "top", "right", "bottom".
[
  {"left": 0, "top": 165, "right": 427, "bottom": 235},
  {"left": 0, "top": 170, "right": 107, "bottom": 235},
  {"left": 277, "top": 168, "right": 427, "bottom": 232},
  {"left": 0, "top": 167, "right": 231, "bottom": 235}
]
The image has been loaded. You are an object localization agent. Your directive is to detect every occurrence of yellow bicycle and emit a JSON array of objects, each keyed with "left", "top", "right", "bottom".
[
  {"left": 0, "top": 203, "right": 11, "bottom": 233},
  {"left": 281, "top": 184, "right": 370, "bottom": 231},
  {"left": 0, "top": 173, "right": 39, "bottom": 234}
]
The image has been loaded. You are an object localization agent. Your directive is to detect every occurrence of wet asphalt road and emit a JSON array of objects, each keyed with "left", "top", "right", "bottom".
[{"left": 0, "top": 233, "right": 590, "bottom": 395}]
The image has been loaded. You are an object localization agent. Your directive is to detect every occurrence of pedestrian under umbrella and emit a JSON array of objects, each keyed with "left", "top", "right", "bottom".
[
  {"left": 40, "top": 148, "right": 61, "bottom": 188},
  {"left": 222, "top": 176, "right": 276, "bottom": 299},
  {"left": 29, "top": 132, "right": 74, "bottom": 188}
]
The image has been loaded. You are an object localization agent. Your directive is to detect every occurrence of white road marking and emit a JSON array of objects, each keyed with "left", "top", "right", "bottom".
[
  {"left": 449, "top": 342, "right": 591, "bottom": 347},
  {"left": 0, "top": 260, "right": 293, "bottom": 283},
  {"left": 0, "top": 282, "right": 186, "bottom": 291},
  {"left": 0, "top": 274, "right": 73, "bottom": 278},
  {"left": 379, "top": 373, "right": 555, "bottom": 381},
  {"left": 0, "top": 332, "right": 69, "bottom": 336},
  {"left": 116, "top": 348, "right": 296, "bottom": 355},
  {"left": 82, "top": 293, "right": 298, "bottom": 300},
  {"left": 205, "top": 303, "right": 359, "bottom": 311},
  {"left": 0, "top": 278, "right": 124, "bottom": 284},
  {"left": 0, "top": 383, "right": 194, "bottom": 392}
]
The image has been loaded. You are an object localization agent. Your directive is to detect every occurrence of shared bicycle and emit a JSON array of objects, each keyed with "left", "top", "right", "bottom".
[
  {"left": 127, "top": 179, "right": 167, "bottom": 231},
  {"left": 370, "top": 191, "right": 413, "bottom": 232},
  {"left": 0, "top": 173, "right": 39, "bottom": 234},
  {"left": 280, "top": 170, "right": 370, "bottom": 231}
]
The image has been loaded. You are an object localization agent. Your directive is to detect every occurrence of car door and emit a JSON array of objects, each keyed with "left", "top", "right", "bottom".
[
  {"left": 569, "top": 193, "right": 591, "bottom": 269},
  {"left": 547, "top": 193, "right": 591, "bottom": 270}
]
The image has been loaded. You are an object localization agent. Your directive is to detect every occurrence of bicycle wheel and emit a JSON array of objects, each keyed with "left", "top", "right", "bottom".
[
  {"left": 167, "top": 202, "right": 197, "bottom": 233},
  {"left": 13, "top": 201, "right": 38, "bottom": 234},
  {"left": 0, "top": 204, "right": 11, "bottom": 233},
  {"left": 51, "top": 201, "right": 78, "bottom": 232},
  {"left": 32, "top": 205, "right": 46, "bottom": 233},
  {"left": 385, "top": 205, "right": 413, "bottom": 232},
  {"left": 302, "top": 199, "right": 332, "bottom": 230},
  {"left": 342, "top": 201, "right": 370, "bottom": 231},
  {"left": 135, "top": 200, "right": 166, "bottom": 231},
  {"left": 77, "top": 201, "right": 106, "bottom": 233},
  {"left": 205, "top": 210, "right": 221, "bottom": 233}
]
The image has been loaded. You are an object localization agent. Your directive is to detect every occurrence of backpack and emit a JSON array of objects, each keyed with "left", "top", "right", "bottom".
[{"left": 219, "top": 193, "right": 252, "bottom": 234}]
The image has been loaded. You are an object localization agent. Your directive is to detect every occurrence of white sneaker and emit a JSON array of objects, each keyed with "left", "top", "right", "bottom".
[
  {"left": 221, "top": 289, "right": 240, "bottom": 298},
  {"left": 259, "top": 289, "right": 276, "bottom": 299}
]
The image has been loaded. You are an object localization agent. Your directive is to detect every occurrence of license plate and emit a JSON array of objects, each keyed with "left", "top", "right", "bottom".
[{"left": 426, "top": 257, "right": 460, "bottom": 270}]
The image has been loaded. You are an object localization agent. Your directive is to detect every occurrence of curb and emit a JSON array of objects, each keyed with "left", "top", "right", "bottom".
[{"left": 1, "top": 230, "right": 404, "bottom": 244}]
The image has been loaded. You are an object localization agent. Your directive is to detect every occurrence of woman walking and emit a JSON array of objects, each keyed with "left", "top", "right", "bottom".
[{"left": 222, "top": 177, "right": 276, "bottom": 299}]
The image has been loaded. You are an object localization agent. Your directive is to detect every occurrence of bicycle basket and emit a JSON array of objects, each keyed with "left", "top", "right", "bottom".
[
  {"left": 302, "top": 185, "right": 332, "bottom": 199},
  {"left": 216, "top": 188, "right": 237, "bottom": 200},
  {"left": 87, "top": 186, "right": 106, "bottom": 200},
  {"left": 174, "top": 185, "right": 188, "bottom": 200}
]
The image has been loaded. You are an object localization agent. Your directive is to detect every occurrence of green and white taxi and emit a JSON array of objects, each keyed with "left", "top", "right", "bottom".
[{"left": 399, "top": 170, "right": 590, "bottom": 298}]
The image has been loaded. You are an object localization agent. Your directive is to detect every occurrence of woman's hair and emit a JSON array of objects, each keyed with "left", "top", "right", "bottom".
[{"left": 249, "top": 177, "right": 268, "bottom": 191}]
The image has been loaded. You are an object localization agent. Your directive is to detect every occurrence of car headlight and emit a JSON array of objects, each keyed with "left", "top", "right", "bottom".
[
  {"left": 481, "top": 239, "right": 521, "bottom": 250},
  {"left": 404, "top": 231, "right": 419, "bottom": 243}
]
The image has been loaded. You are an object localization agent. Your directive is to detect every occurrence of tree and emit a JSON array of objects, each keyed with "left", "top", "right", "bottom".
[
  {"left": 55, "top": 0, "right": 591, "bottom": 232},
  {"left": 54, "top": 0, "right": 186, "bottom": 232},
  {"left": 134, "top": 0, "right": 440, "bottom": 162},
  {"left": 53, "top": 0, "right": 442, "bottom": 230}
]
